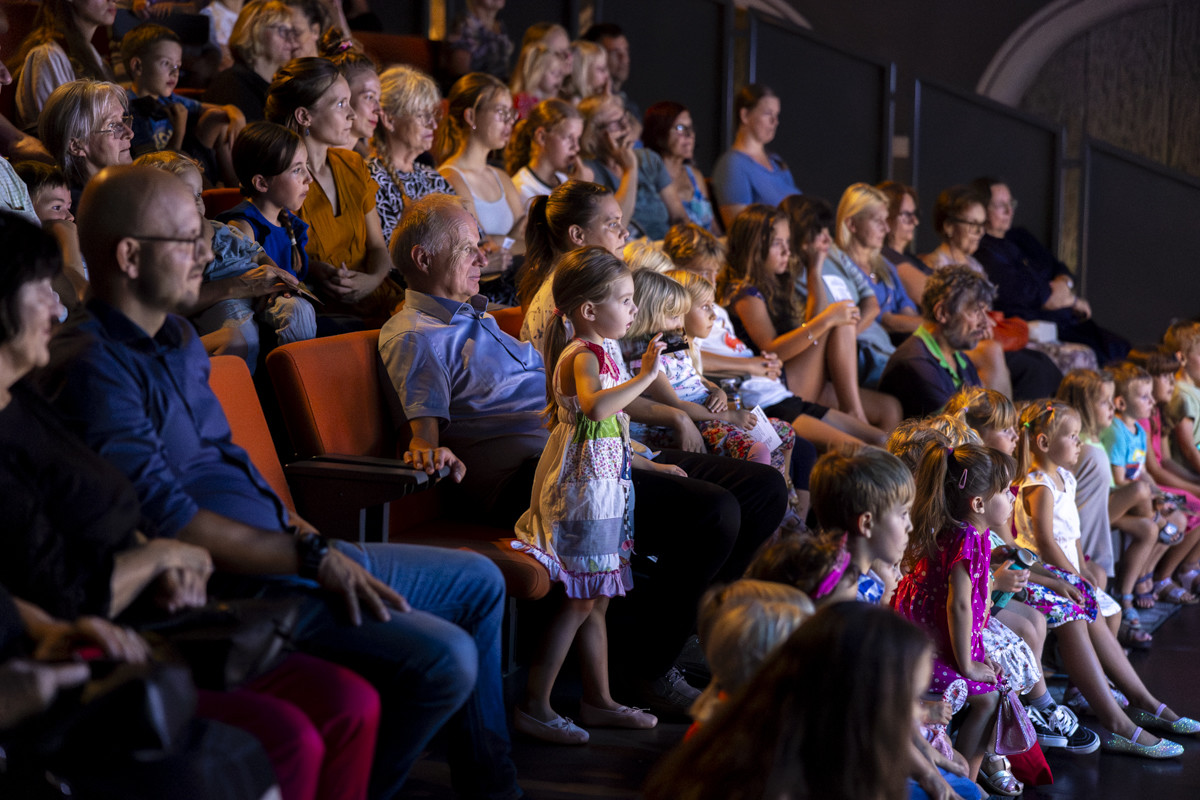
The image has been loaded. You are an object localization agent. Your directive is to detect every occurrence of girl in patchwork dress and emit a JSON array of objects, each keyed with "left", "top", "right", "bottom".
[
  {"left": 1012, "top": 400, "right": 1194, "bottom": 758},
  {"left": 892, "top": 442, "right": 1010, "bottom": 794},
  {"left": 514, "top": 247, "right": 678, "bottom": 745}
]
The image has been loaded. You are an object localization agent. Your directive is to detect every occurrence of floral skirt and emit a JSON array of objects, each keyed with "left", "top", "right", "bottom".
[
  {"left": 981, "top": 617, "right": 1042, "bottom": 696},
  {"left": 697, "top": 417, "right": 794, "bottom": 474}
]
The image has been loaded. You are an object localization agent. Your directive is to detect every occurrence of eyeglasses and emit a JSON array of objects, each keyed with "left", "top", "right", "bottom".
[
  {"left": 266, "top": 24, "right": 299, "bottom": 41},
  {"left": 672, "top": 123, "right": 695, "bottom": 136},
  {"left": 410, "top": 108, "right": 443, "bottom": 128},
  {"left": 95, "top": 115, "right": 134, "bottom": 136},
  {"left": 989, "top": 199, "right": 1018, "bottom": 213},
  {"left": 129, "top": 232, "right": 208, "bottom": 257},
  {"left": 897, "top": 211, "right": 919, "bottom": 223},
  {"left": 950, "top": 218, "right": 986, "bottom": 233},
  {"left": 482, "top": 105, "right": 518, "bottom": 123}
]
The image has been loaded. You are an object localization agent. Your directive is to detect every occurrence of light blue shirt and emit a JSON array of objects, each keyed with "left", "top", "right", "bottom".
[{"left": 379, "top": 289, "right": 548, "bottom": 506}]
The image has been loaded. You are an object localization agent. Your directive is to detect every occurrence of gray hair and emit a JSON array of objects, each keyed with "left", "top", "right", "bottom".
[
  {"left": 920, "top": 264, "right": 997, "bottom": 322},
  {"left": 39, "top": 79, "right": 129, "bottom": 188},
  {"left": 390, "top": 193, "right": 471, "bottom": 276}
]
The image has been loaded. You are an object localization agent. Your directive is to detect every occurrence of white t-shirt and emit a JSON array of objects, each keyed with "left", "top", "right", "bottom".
[
  {"left": 512, "top": 166, "right": 567, "bottom": 210},
  {"left": 201, "top": 1, "right": 240, "bottom": 47},
  {"left": 698, "top": 304, "right": 790, "bottom": 408}
]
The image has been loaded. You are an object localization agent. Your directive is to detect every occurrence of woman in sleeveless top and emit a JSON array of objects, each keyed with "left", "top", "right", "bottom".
[{"left": 643, "top": 101, "right": 719, "bottom": 235}]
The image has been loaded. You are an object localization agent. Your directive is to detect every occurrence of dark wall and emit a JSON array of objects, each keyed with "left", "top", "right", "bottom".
[
  {"left": 913, "top": 81, "right": 1061, "bottom": 254},
  {"left": 1082, "top": 141, "right": 1200, "bottom": 345},
  {"left": 752, "top": 15, "right": 893, "bottom": 204}
]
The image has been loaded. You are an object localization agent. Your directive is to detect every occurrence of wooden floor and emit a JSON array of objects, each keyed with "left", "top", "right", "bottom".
[{"left": 404, "top": 604, "right": 1200, "bottom": 799}]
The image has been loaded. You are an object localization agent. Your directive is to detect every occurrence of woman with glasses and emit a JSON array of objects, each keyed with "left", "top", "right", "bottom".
[
  {"left": 266, "top": 57, "right": 400, "bottom": 328},
  {"left": 436, "top": 73, "right": 527, "bottom": 289},
  {"left": 581, "top": 93, "right": 684, "bottom": 241},
  {"left": 643, "top": 101, "right": 719, "bottom": 235},
  {"left": 38, "top": 80, "right": 133, "bottom": 205},
  {"left": 13, "top": 0, "right": 117, "bottom": 132},
  {"left": 205, "top": 0, "right": 298, "bottom": 123},
  {"left": 368, "top": 65, "right": 454, "bottom": 244},
  {"left": 711, "top": 84, "right": 798, "bottom": 230},
  {"left": 877, "top": 180, "right": 930, "bottom": 305}
]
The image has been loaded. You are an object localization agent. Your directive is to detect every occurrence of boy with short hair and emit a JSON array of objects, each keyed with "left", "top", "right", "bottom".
[
  {"left": 1166, "top": 321, "right": 1200, "bottom": 478},
  {"left": 121, "top": 22, "right": 245, "bottom": 186},
  {"left": 13, "top": 160, "right": 86, "bottom": 309},
  {"left": 810, "top": 445, "right": 914, "bottom": 604}
]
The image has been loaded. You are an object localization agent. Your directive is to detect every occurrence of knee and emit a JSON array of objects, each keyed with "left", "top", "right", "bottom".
[
  {"left": 971, "top": 691, "right": 999, "bottom": 714},
  {"left": 978, "top": 339, "right": 1006, "bottom": 369},
  {"left": 1133, "top": 481, "right": 1153, "bottom": 503},
  {"left": 424, "top": 626, "right": 480, "bottom": 707}
]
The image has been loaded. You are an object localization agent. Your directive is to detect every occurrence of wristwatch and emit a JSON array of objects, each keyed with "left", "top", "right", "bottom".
[{"left": 295, "top": 532, "right": 330, "bottom": 579}]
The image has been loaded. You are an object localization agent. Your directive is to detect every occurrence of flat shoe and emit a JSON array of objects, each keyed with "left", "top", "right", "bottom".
[
  {"left": 513, "top": 709, "right": 589, "bottom": 745},
  {"left": 1102, "top": 726, "right": 1183, "bottom": 758},
  {"left": 578, "top": 701, "right": 658, "bottom": 729},
  {"left": 1130, "top": 703, "right": 1200, "bottom": 735}
]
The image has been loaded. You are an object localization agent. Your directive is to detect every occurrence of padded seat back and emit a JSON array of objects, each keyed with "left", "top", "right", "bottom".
[
  {"left": 266, "top": 330, "right": 395, "bottom": 459},
  {"left": 208, "top": 355, "right": 296, "bottom": 512},
  {"left": 354, "top": 32, "right": 437, "bottom": 74}
]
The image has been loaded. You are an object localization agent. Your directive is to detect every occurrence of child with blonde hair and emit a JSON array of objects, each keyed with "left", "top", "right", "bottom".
[
  {"left": 1013, "top": 400, "right": 1195, "bottom": 757},
  {"left": 513, "top": 246, "right": 678, "bottom": 744},
  {"left": 1165, "top": 321, "right": 1200, "bottom": 476},
  {"left": 623, "top": 239, "right": 673, "bottom": 273}
]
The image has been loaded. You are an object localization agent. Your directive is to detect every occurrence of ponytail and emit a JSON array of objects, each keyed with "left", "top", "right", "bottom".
[
  {"left": 1016, "top": 399, "right": 1076, "bottom": 476},
  {"left": 907, "top": 442, "right": 996, "bottom": 569},
  {"left": 517, "top": 179, "right": 612, "bottom": 308},
  {"left": 505, "top": 117, "right": 535, "bottom": 176},
  {"left": 520, "top": 194, "right": 554, "bottom": 307}
]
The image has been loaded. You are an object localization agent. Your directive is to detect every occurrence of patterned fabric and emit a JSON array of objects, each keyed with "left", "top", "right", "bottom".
[
  {"left": 513, "top": 338, "right": 634, "bottom": 598},
  {"left": 981, "top": 616, "right": 1042, "bottom": 695},
  {"left": 893, "top": 524, "right": 998, "bottom": 696},
  {"left": 857, "top": 568, "right": 886, "bottom": 604},
  {"left": 680, "top": 165, "right": 715, "bottom": 230},
  {"left": 446, "top": 14, "right": 514, "bottom": 79},
  {"left": 367, "top": 158, "right": 455, "bottom": 246},
  {"left": 1022, "top": 563, "right": 1100, "bottom": 628}
]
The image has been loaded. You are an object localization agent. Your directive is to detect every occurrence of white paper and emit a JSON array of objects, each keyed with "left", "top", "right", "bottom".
[
  {"left": 746, "top": 406, "right": 782, "bottom": 450},
  {"left": 823, "top": 274, "right": 854, "bottom": 303}
]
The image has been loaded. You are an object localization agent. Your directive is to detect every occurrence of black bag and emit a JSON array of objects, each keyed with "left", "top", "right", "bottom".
[{"left": 141, "top": 597, "right": 303, "bottom": 690}]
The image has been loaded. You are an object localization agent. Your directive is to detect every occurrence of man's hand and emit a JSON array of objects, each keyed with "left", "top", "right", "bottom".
[
  {"left": 317, "top": 548, "right": 410, "bottom": 626},
  {"left": 403, "top": 446, "right": 467, "bottom": 482}
]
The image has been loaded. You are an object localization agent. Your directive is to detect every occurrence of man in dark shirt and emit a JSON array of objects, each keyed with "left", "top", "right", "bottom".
[
  {"left": 879, "top": 265, "right": 992, "bottom": 418},
  {"left": 46, "top": 166, "right": 521, "bottom": 800}
]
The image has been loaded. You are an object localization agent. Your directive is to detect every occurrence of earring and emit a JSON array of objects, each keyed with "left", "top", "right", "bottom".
[{"left": 304, "top": 126, "right": 311, "bottom": 137}]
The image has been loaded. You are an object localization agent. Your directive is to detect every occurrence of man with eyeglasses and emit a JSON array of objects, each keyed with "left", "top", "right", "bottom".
[{"left": 45, "top": 165, "right": 525, "bottom": 800}]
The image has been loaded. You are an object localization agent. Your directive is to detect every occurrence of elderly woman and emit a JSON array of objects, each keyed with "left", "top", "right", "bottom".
[
  {"left": 368, "top": 65, "right": 455, "bottom": 244},
  {"left": 643, "top": 101, "right": 718, "bottom": 234},
  {"left": 38, "top": 80, "right": 133, "bottom": 203},
  {"left": 204, "top": 0, "right": 298, "bottom": 123},
  {"left": 971, "top": 176, "right": 1129, "bottom": 365},
  {"left": 711, "top": 85, "right": 798, "bottom": 229},
  {"left": 877, "top": 180, "right": 929, "bottom": 290},
  {"left": 581, "top": 93, "right": 684, "bottom": 241},
  {"left": 13, "top": 0, "right": 117, "bottom": 132},
  {"left": 919, "top": 185, "right": 1067, "bottom": 399},
  {"left": 266, "top": 57, "right": 399, "bottom": 327}
]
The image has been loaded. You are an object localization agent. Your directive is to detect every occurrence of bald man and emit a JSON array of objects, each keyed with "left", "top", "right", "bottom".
[{"left": 44, "top": 166, "right": 522, "bottom": 800}]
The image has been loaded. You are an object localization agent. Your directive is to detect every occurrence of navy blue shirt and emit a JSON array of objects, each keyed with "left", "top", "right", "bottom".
[
  {"left": 46, "top": 299, "right": 290, "bottom": 538},
  {"left": 878, "top": 332, "right": 982, "bottom": 419}
]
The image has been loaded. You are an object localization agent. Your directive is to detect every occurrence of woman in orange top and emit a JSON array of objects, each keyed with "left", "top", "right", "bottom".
[{"left": 266, "top": 56, "right": 400, "bottom": 327}]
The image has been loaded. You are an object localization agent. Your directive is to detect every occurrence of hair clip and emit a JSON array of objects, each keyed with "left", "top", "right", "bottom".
[
  {"left": 814, "top": 548, "right": 852, "bottom": 600},
  {"left": 337, "top": 40, "right": 353, "bottom": 52},
  {"left": 958, "top": 468, "right": 968, "bottom": 489}
]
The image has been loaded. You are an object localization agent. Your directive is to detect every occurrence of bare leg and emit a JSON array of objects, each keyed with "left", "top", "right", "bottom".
[
  {"left": 823, "top": 324, "right": 868, "bottom": 421},
  {"left": 578, "top": 598, "right": 624, "bottom": 710},
  {"left": 791, "top": 412, "right": 875, "bottom": 449},
  {"left": 523, "top": 596, "right": 594, "bottom": 721},
  {"left": 966, "top": 340, "right": 1012, "bottom": 398},
  {"left": 782, "top": 331, "right": 831, "bottom": 403},
  {"left": 1056, "top": 619, "right": 1160, "bottom": 742},
  {"left": 1155, "top": 511, "right": 1200, "bottom": 578},
  {"left": 959, "top": 692, "right": 999, "bottom": 779},
  {"left": 860, "top": 387, "right": 902, "bottom": 433},
  {"left": 1088, "top": 616, "right": 1184, "bottom": 722}
]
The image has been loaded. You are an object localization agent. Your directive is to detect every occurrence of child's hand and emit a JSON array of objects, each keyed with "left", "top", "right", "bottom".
[
  {"left": 964, "top": 660, "right": 999, "bottom": 683},
  {"left": 1055, "top": 579, "right": 1085, "bottom": 605},
  {"left": 650, "top": 460, "right": 687, "bottom": 477},
  {"left": 704, "top": 386, "right": 728, "bottom": 413},
  {"left": 760, "top": 352, "right": 783, "bottom": 380},
  {"left": 991, "top": 562, "right": 1029, "bottom": 593},
  {"left": 725, "top": 408, "right": 757, "bottom": 429},
  {"left": 637, "top": 335, "right": 666, "bottom": 381},
  {"left": 166, "top": 101, "right": 188, "bottom": 132},
  {"left": 921, "top": 698, "right": 953, "bottom": 725},
  {"left": 237, "top": 264, "right": 299, "bottom": 298},
  {"left": 816, "top": 299, "right": 860, "bottom": 329}
]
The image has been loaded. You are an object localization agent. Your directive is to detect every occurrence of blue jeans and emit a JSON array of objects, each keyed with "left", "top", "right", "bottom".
[
  {"left": 908, "top": 767, "right": 982, "bottom": 799},
  {"left": 288, "top": 541, "right": 518, "bottom": 800}
]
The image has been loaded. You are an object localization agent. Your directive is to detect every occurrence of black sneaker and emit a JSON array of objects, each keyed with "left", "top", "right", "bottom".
[
  {"left": 1027, "top": 707, "right": 1068, "bottom": 748},
  {"left": 1045, "top": 705, "right": 1101, "bottom": 754}
]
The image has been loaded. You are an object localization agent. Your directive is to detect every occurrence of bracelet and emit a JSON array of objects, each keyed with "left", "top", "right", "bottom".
[{"left": 801, "top": 322, "right": 818, "bottom": 346}]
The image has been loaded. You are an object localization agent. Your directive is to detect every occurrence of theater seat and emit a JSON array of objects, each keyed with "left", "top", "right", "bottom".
[
  {"left": 353, "top": 31, "right": 438, "bottom": 74},
  {"left": 202, "top": 187, "right": 242, "bottom": 218},
  {"left": 265, "top": 331, "right": 551, "bottom": 602},
  {"left": 491, "top": 305, "right": 525, "bottom": 339}
]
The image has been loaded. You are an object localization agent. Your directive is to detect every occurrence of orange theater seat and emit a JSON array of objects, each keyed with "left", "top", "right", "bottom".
[
  {"left": 202, "top": 187, "right": 243, "bottom": 218},
  {"left": 491, "top": 305, "right": 525, "bottom": 339},
  {"left": 265, "top": 331, "right": 551, "bottom": 602},
  {"left": 353, "top": 31, "right": 438, "bottom": 74}
]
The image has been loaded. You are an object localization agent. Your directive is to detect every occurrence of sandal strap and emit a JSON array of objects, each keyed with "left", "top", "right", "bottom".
[
  {"left": 1155, "top": 703, "right": 1167, "bottom": 718},
  {"left": 1131, "top": 726, "right": 1144, "bottom": 744}
]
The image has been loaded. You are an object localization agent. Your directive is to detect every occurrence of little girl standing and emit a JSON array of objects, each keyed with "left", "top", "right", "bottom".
[
  {"left": 1014, "top": 400, "right": 1194, "bottom": 757},
  {"left": 513, "top": 246, "right": 672, "bottom": 744},
  {"left": 892, "top": 442, "right": 1010, "bottom": 795}
]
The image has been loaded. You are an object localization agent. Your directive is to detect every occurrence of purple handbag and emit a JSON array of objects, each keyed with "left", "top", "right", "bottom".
[{"left": 994, "top": 674, "right": 1037, "bottom": 755}]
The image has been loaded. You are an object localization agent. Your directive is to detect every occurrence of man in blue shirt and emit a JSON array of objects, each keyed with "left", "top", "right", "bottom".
[{"left": 46, "top": 166, "right": 521, "bottom": 800}]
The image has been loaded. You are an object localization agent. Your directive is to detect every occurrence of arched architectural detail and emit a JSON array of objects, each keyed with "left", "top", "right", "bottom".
[{"left": 977, "top": 0, "right": 1175, "bottom": 105}]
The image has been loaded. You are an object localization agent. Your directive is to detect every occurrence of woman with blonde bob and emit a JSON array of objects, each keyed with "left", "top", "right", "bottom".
[
  {"left": 205, "top": 0, "right": 298, "bottom": 122},
  {"left": 368, "top": 64, "right": 454, "bottom": 243}
]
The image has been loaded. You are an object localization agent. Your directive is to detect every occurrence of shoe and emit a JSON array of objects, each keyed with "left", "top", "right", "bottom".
[
  {"left": 639, "top": 666, "right": 701, "bottom": 718},
  {"left": 1130, "top": 703, "right": 1200, "bottom": 735},
  {"left": 1042, "top": 705, "right": 1101, "bottom": 753},
  {"left": 1118, "top": 615, "right": 1153, "bottom": 649},
  {"left": 513, "top": 709, "right": 589, "bottom": 745},
  {"left": 977, "top": 753, "right": 1023, "bottom": 797},
  {"left": 1102, "top": 726, "right": 1183, "bottom": 758},
  {"left": 1027, "top": 707, "right": 1068, "bottom": 748},
  {"left": 1064, "top": 685, "right": 1091, "bottom": 715},
  {"left": 578, "top": 701, "right": 657, "bottom": 729}
]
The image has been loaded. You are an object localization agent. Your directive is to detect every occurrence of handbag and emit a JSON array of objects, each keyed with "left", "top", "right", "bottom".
[
  {"left": 140, "top": 596, "right": 303, "bottom": 690},
  {"left": 993, "top": 676, "right": 1037, "bottom": 755}
]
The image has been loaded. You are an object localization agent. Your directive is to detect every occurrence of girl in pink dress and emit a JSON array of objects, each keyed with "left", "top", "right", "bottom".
[{"left": 892, "top": 442, "right": 1009, "bottom": 793}]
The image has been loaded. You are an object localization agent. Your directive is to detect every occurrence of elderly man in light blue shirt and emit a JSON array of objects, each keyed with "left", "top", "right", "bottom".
[{"left": 379, "top": 194, "right": 549, "bottom": 516}]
